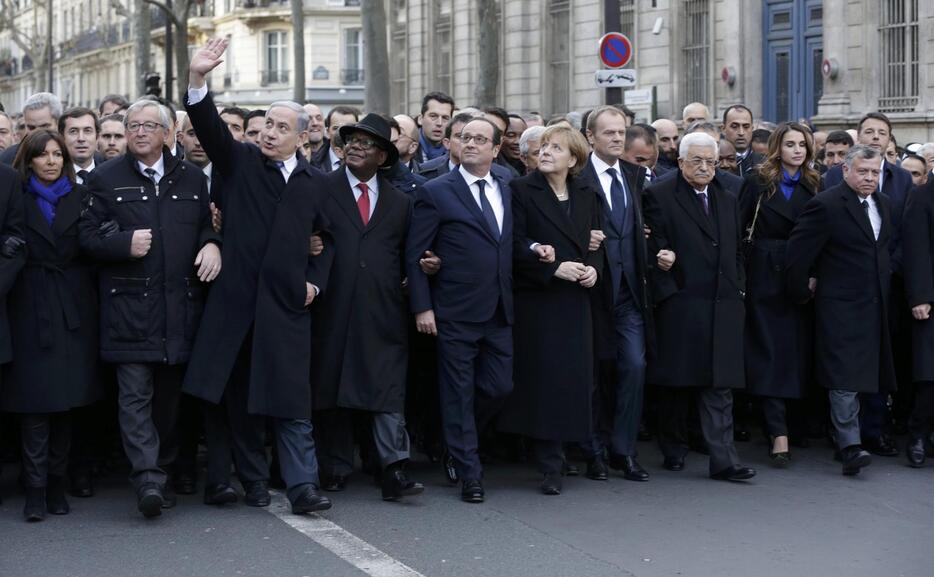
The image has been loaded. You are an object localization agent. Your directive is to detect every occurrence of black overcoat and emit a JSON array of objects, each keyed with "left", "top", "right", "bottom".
[
  {"left": 737, "top": 174, "right": 814, "bottom": 399},
  {"left": 498, "top": 171, "right": 603, "bottom": 442},
  {"left": 79, "top": 149, "right": 218, "bottom": 364},
  {"left": 785, "top": 183, "right": 895, "bottom": 393},
  {"left": 901, "top": 180, "right": 934, "bottom": 381},
  {"left": 308, "top": 169, "right": 411, "bottom": 413},
  {"left": 643, "top": 172, "right": 746, "bottom": 389},
  {"left": 0, "top": 164, "right": 26, "bottom": 371},
  {"left": 182, "top": 91, "right": 330, "bottom": 419},
  {"left": 1, "top": 184, "right": 100, "bottom": 413}
]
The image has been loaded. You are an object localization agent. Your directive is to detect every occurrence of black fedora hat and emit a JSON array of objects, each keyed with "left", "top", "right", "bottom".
[{"left": 338, "top": 113, "right": 399, "bottom": 168}]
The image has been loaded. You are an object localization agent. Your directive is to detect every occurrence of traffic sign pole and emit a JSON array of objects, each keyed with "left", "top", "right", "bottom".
[{"left": 603, "top": 0, "right": 622, "bottom": 105}]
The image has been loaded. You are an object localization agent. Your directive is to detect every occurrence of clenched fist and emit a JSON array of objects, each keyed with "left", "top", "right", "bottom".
[{"left": 131, "top": 229, "right": 153, "bottom": 258}]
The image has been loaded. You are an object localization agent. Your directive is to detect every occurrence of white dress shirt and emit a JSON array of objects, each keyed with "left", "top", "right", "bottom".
[
  {"left": 458, "top": 165, "right": 503, "bottom": 232},
  {"left": 863, "top": 194, "right": 882, "bottom": 241},
  {"left": 203, "top": 163, "right": 213, "bottom": 191},
  {"left": 590, "top": 152, "right": 627, "bottom": 210},
  {"left": 878, "top": 157, "right": 886, "bottom": 193},
  {"left": 329, "top": 148, "right": 342, "bottom": 171},
  {"left": 346, "top": 169, "right": 379, "bottom": 220},
  {"left": 137, "top": 155, "right": 165, "bottom": 184},
  {"left": 73, "top": 160, "right": 96, "bottom": 184}
]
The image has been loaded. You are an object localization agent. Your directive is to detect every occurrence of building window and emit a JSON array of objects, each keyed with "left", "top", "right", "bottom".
[
  {"left": 548, "top": 0, "right": 570, "bottom": 115},
  {"left": 342, "top": 28, "right": 364, "bottom": 85},
  {"left": 390, "top": 0, "right": 407, "bottom": 113},
  {"left": 878, "top": 0, "right": 919, "bottom": 113},
  {"left": 431, "top": 0, "right": 452, "bottom": 94},
  {"left": 263, "top": 30, "right": 288, "bottom": 86},
  {"left": 619, "top": 0, "right": 635, "bottom": 44},
  {"left": 681, "top": 0, "right": 710, "bottom": 110}
]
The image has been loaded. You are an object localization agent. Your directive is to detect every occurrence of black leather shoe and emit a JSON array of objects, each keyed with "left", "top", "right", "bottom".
[
  {"left": 322, "top": 475, "right": 348, "bottom": 492},
  {"left": 864, "top": 436, "right": 898, "bottom": 457},
  {"left": 291, "top": 486, "right": 332, "bottom": 514},
  {"left": 710, "top": 466, "right": 757, "bottom": 481},
  {"left": 137, "top": 483, "right": 164, "bottom": 518},
  {"left": 662, "top": 456, "right": 685, "bottom": 471},
  {"left": 769, "top": 452, "right": 791, "bottom": 468},
  {"left": 162, "top": 485, "right": 177, "bottom": 509},
  {"left": 841, "top": 447, "right": 872, "bottom": 476},
  {"left": 585, "top": 457, "right": 608, "bottom": 481},
  {"left": 540, "top": 473, "right": 562, "bottom": 495},
  {"left": 381, "top": 464, "right": 425, "bottom": 501},
  {"left": 69, "top": 469, "right": 94, "bottom": 498},
  {"left": 243, "top": 481, "right": 271, "bottom": 507},
  {"left": 46, "top": 476, "right": 70, "bottom": 515},
  {"left": 562, "top": 462, "right": 580, "bottom": 477},
  {"left": 24, "top": 487, "right": 46, "bottom": 522},
  {"left": 907, "top": 437, "right": 926, "bottom": 468},
  {"left": 637, "top": 421, "right": 653, "bottom": 442},
  {"left": 442, "top": 450, "right": 459, "bottom": 484},
  {"left": 204, "top": 484, "right": 238, "bottom": 505},
  {"left": 461, "top": 479, "right": 484, "bottom": 503},
  {"left": 173, "top": 472, "right": 197, "bottom": 495},
  {"left": 609, "top": 454, "right": 649, "bottom": 482}
]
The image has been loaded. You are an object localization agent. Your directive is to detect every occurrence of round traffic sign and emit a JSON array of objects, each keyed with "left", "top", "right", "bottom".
[{"left": 598, "top": 33, "right": 633, "bottom": 69}]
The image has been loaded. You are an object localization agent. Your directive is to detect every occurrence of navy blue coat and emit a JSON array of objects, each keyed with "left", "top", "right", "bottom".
[{"left": 406, "top": 167, "right": 513, "bottom": 324}]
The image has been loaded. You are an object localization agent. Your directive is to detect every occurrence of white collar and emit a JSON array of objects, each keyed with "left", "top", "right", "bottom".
[
  {"left": 694, "top": 186, "right": 709, "bottom": 195},
  {"left": 590, "top": 152, "right": 621, "bottom": 175},
  {"left": 458, "top": 165, "right": 493, "bottom": 189},
  {"left": 137, "top": 154, "right": 165, "bottom": 178},
  {"left": 346, "top": 168, "right": 379, "bottom": 194},
  {"left": 74, "top": 159, "right": 95, "bottom": 174}
]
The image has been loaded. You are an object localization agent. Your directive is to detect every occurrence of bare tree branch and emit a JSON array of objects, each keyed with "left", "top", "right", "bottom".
[
  {"left": 109, "top": 0, "right": 131, "bottom": 18},
  {"left": 142, "top": 0, "right": 184, "bottom": 29}
]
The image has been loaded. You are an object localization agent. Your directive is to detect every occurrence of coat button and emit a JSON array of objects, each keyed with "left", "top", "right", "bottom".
[
  {"left": 360, "top": 261, "right": 366, "bottom": 268},
  {"left": 142, "top": 196, "right": 148, "bottom": 201},
  {"left": 172, "top": 195, "right": 178, "bottom": 199},
  {"left": 193, "top": 195, "right": 198, "bottom": 200},
  {"left": 116, "top": 197, "right": 122, "bottom": 202}
]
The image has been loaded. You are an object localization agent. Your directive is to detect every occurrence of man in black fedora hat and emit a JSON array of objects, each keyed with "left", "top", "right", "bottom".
[{"left": 306, "top": 113, "right": 425, "bottom": 502}]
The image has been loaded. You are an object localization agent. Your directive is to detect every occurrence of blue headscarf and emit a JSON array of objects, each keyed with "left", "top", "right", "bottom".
[
  {"left": 27, "top": 174, "right": 72, "bottom": 226},
  {"left": 779, "top": 168, "right": 800, "bottom": 200}
]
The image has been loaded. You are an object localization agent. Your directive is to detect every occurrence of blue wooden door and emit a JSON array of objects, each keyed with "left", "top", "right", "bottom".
[{"left": 763, "top": 0, "right": 823, "bottom": 122}]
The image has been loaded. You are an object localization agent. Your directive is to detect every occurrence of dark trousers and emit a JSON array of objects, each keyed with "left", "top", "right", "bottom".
[
  {"left": 530, "top": 439, "right": 564, "bottom": 475},
  {"left": 858, "top": 392, "right": 888, "bottom": 441},
  {"left": 760, "top": 396, "right": 788, "bottom": 438},
  {"left": 115, "top": 363, "right": 183, "bottom": 490},
  {"left": 69, "top": 364, "right": 119, "bottom": 478},
  {"left": 436, "top": 312, "right": 513, "bottom": 481},
  {"left": 908, "top": 381, "right": 934, "bottom": 439},
  {"left": 405, "top": 327, "right": 441, "bottom": 456},
  {"left": 174, "top": 394, "right": 203, "bottom": 479},
  {"left": 604, "top": 292, "right": 645, "bottom": 457},
  {"left": 830, "top": 389, "right": 861, "bottom": 449},
  {"left": 316, "top": 409, "right": 411, "bottom": 477},
  {"left": 20, "top": 413, "right": 71, "bottom": 488},
  {"left": 656, "top": 387, "right": 740, "bottom": 474},
  {"left": 203, "top": 342, "right": 320, "bottom": 502}
]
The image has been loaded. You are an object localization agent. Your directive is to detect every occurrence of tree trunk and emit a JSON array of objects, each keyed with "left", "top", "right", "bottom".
[
  {"left": 291, "top": 0, "right": 305, "bottom": 103},
  {"left": 361, "top": 0, "right": 390, "bottom": 114},
  {"left": 173, "top": 10, "right": 189, "bottom": 104},
  {"left": 134, "top": 0, "right": 152, "bottom": 97},
  {"left": 474, "top": 0, "right": 499, "bottom": 108}
]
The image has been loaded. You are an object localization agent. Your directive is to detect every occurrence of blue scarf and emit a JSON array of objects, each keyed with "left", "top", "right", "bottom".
[
  {"left": 779, "top": 168, "right": 800, "bottom": 200},
  {"left": 28, "top": 174, "right": 72, "bottom": 226},
  {"left": 419, "top": 131, "right": 447, "bottom": 161}
]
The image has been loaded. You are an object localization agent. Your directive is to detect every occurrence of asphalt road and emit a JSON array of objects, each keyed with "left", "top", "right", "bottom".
[{"left": 1, "top": 438, "right": 931, "bottom": 577}]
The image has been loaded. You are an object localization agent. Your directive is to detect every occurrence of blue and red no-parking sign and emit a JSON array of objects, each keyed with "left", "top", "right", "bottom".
[{"left": 598, "top": 33, "right": 633, "bottom": 69}]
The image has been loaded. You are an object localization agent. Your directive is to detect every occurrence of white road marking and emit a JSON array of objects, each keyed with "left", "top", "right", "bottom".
[{"left": 268, "top": 491, "right": 425, "bottom": 577}]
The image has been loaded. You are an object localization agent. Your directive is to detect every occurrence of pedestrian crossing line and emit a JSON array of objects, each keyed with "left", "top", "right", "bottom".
[{"left": 268, "top": 492, "right": 426, "bottom": 577}]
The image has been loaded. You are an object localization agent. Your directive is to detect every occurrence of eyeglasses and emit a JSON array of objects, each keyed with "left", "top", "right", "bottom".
[
  {"left": 685, "top": 157, "right": 717, "bottom": 168},
  {"left": 458, "top": 134, "right": 491, "bottom": 145},
  {"left": 344, "top": 135, "right": 379, "bottom": 150},
  {"left": 127, "top": 121, "right": 163, "bottom": 133}
]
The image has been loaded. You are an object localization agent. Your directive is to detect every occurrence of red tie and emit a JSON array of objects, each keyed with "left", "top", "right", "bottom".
[{"left": 356, "top": 182, "right": 370, "bottom": 225}]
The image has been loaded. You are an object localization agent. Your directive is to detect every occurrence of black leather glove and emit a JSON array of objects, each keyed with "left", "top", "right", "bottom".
[
  {"left": 0, "top": 235, "right": 25, "bottom": 258},
  {"left": 98, "top": 220, "right": 120, "bottom": 238}
]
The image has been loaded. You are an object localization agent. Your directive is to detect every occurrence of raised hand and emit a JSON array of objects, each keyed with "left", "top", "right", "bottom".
[{"left": 189, "top": 38, "right": 230, "bottom": 86}]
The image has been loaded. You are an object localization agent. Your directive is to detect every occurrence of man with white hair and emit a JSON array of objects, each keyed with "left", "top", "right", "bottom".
[
  {"left": 0, "top": 92, "right": 63, "bottom": 164},
  {"left": 917, "top": 143, "right": 934, "bottom": 176},
  {"left": 681, "top": 102, "right": 710, "bottom": 128},
  {"left": 182, "top": 37, "right": 333, "bottom": 516},
  {"left": 643, "top": 131, "right": 755, "bottom": 482},
  {"left": 518, "top": 125, "right": 546, "bottom": 172}
]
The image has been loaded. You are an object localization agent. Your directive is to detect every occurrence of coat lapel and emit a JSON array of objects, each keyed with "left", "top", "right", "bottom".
[
  {"left": 526, "top": 172, "right": 581, "bottom": 251},
  {"left": 331, "top": 170, "right": 365, "bottom": 232},
  {"left": 843, "top": 188, "right": 875, "bottom": 242},
  {"left": 51, "top": 186, "right": 81, "bottom": 238},
  {"left": 674, "top": 177, "right": 716, "bottom": 240},
  {"left": 24, "top": 193, "right": 57, "bottom": 246},
  {"left": 876, "top": 191, "right": 892, "bottom": 246},
  {"left": 364, "top": 175, "right": 398, "bottom": 232}
]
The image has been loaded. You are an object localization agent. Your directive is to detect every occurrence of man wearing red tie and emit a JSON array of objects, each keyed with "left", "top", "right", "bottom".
[{"left": 306, "top": 114, "right": 424, "bottom": 502}]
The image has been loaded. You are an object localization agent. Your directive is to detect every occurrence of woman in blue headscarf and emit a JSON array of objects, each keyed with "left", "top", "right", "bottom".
[{"left": 5, "top": 129, "right": 100, "bottom": 521}]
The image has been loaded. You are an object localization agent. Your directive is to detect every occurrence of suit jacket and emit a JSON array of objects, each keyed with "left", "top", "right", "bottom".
[
  {"left": 406, "top": 166, "right": 513, "bottom": 324},
  {"left": 738, "top": 150, "right": 764, "bottom": 178},
  {"left": 308, "top": 169, "right": 412, "bottom": 413},
  {"left": 0, "top": 164, "right": 26, "bottom": 364},
  {"left": 822, "top": 159, "right": 912, "bottom": 272},
  {"left": 0, "top": 143, "right": 18, "bottom": 166},
  {"left": 417, "top": 152, "right": 515, "bottom": 184},
  {"left": 643, "top": 173, "right": 746, "bottom": 389},
  {"left": 904, "top": 181, "right": 934, "bottom": 381},
  {"left": 785, "top": 182, "right": 895, "bottom": 393},
  {"left": 655, "top": 166, "right": 743, "bottom": 197},
  {"left": 181, "top": 91, "right": 331, "bottom": 419}
]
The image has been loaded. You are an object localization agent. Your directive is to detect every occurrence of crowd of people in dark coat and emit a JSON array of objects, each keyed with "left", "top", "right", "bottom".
[{"left": 1, "top": 37, "right": 933, "bottom": 523}]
